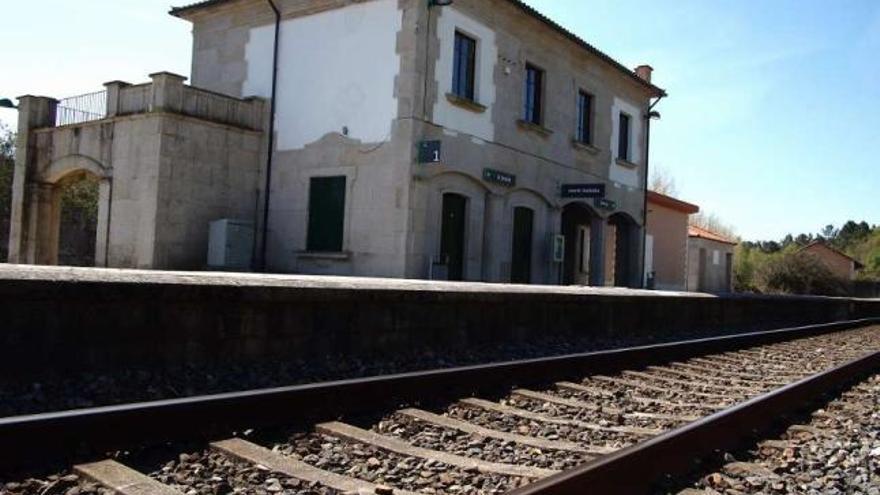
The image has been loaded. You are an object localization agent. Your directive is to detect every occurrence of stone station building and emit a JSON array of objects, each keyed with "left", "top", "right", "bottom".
[{"left": 7, "top": 0, "right": 665, "bottom": 287}]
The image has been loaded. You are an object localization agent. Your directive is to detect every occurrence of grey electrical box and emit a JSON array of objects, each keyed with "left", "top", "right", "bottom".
[{"left": 207, "top": 219, "right": 254, "bottom": 271}]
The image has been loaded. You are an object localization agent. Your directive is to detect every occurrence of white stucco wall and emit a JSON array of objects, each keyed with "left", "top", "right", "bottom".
[
  {"left": 243, "top": 0, "right": 402, "bottom": 150},
  {"left": 609, "top": 97, "right": 643, "bottom": 188},
  {"left": 432, "top": 7, "right": 497, "bottom": 142}
]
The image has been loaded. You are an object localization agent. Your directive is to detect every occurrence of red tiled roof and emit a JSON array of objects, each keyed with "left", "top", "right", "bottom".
[
  {"left": 169, "top": 0, "right": 666, "bottom": 98},
  {"left": 800, "top": 241, "right": 865, "bottom": 269},
  {"left": 688, "top": 225, "right": 738, "bottom": 246},
  {"left": 647, "top": 191, "right": 699, "bottom": 215}
]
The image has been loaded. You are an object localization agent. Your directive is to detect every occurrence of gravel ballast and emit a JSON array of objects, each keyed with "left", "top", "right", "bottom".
[
  {"left": 372, "top": 414, "right": 592, "bottom": 470},
  {"left": 0, "top": 327, "right": 807, "bottom": 418},
  {"left": 148, "top": 449, "right": 341, "bottom": 495},
  {"left": 1, "top": 473, "right": 112, "bottom": 495},
  {"left": 447, "top": 403, "right": 641, "bottom": 450},
  {"left": 272, "top": 433, "right": 529, "bottom": 494}
]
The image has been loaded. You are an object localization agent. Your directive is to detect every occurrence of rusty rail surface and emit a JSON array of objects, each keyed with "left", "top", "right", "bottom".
[{"left": 1, "top": 318, "right": 877, "bottom": 474}]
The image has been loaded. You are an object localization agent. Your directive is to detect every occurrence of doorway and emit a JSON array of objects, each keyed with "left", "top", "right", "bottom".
[
  {"left": 440, "top": 193, "right": 467, "bottom": 281},
  {"left": 561, "top": 202, "right": 599, "bottom": 285},
  {"left": 698, "top": 247, "right": 708, "bottom": 292},
  {"left": 608, "top": 212, "right": 639, "bottom": 288},
  {"left": 511, "top": 207, "right": 534, "bottom": 284}
]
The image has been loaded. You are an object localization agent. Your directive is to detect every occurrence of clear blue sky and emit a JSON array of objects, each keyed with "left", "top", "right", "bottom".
[{"left": 1, "top": 0, "right": 878, "bottom": 240}]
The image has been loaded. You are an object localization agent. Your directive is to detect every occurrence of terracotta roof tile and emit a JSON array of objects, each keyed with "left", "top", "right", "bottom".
[{"left": 688, "top": 225, "right": 738, "bottom": 246}]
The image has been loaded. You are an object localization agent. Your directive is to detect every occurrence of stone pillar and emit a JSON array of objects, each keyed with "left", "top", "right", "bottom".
[
  {"left": 104, "top": 80, "right": 131, "bottom": 117},
  {"left": 589, "top": 216, "right": 606, "bottom": 286},
  {"left": 7, "top": 96, "right": 57, "bottom": 264},
  {"left": 95, "top": 179, "right": 112, "bottom": 267},
  {"left": 34, "top": 183, "right": 61, "bottom": 265},
  {"left": 149, "top": 72, "right": 187, "bottom": 114}
]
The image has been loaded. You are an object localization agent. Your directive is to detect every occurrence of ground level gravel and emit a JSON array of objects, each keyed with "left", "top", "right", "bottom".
[
  {"left": 373, "top": 414, "right": 592, "bottom": 470},
  {"left": 446, "top": 403, "right": 640, "bottom": 450},
  {"left": 148, "top": 449, "right": 341, "bottom": 495},
  {"left": 272, "top": 433, "right": 530, "bottom": 494},
  {"left": 1, "top": 472, "right": 112, "bottom": 495}
]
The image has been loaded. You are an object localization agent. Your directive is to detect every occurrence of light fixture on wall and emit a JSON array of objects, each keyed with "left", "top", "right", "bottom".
[
  {"left": 648, "top": 110, "right": 661, "bottom": 120},
  {"left": 429, "top": 0, "right": 454, "bottom": 7},
  {"left": 0, "top": 98, "right": 17, "bottom": 109}
]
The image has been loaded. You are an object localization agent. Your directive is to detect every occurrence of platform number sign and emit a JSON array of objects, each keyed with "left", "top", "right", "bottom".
[{"left": 419, "top": 140, "right": 442, "bottom": 164}]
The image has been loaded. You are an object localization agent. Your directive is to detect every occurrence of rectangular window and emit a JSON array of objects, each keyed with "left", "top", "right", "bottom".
[
  {"left": 453, "top": 31, "right": 477, "bottom": 101},
  {"left": 524, "top": 64, "right": 544, "bottom": 125},
  {"left": 307, "top": 176, "right": 346, "bottom": 252},
  {"left": 618, "top": 112, "right": 631, "bottom": 161},
  {"left": 576, "top": 91, "right": 593, "bottom": 144}
]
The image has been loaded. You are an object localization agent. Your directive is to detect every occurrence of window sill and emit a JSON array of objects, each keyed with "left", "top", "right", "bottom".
[
  {"left": 445, "top": 93, "right": 487, "bottom": 113},
  {"left": 516, "top": 119, "right": 553, "bottom": 137},
  {"left": 296, "top": 251, "right": 351, "bottom": 261},
  {"left": 572, "top": 140, "right": 600, "bottom": 155},
  {"left": 615, "top": 158, "right": 639, "bottom": 169}
]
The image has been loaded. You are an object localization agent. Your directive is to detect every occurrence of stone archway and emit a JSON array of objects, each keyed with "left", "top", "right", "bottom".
[{"left": 14, "top": 154, "right": 112, "bottom": 266}]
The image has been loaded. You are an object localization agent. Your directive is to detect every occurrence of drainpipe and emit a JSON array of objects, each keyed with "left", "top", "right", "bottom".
[
  {"left": 641, "top": 95, "right": 664, "bottom": 288},
  {"left": 259, "top": 0, "right": 281, "bottom": 271}
]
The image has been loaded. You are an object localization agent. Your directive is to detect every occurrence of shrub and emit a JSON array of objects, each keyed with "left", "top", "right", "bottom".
[{"left": 755, "top": 251, "right": 848, "bottom": 296}]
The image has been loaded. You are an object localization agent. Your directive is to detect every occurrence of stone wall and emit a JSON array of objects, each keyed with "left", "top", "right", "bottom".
[
  {"left": 1, "top": 265, "right": 877, "bottom": 380},
  {"left": 7, "top": 74, "right": 267, "bottom": 270}
]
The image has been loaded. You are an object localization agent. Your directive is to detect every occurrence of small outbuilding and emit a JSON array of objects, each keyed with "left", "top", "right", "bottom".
[
  {"left": 645, "top": 191, "right": 699, "bottom": 291},
  {"left": 687, "top": 225, "right": 737, "bottom": 293},
  {"left": 800, "top": 241, "right": 864, "bottom": 281}
]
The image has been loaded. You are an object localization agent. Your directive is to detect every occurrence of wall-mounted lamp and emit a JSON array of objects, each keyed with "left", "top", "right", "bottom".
[
  {"left": 0, "top": 98, "right": 17, "bottom": 110},
  {"left": 429, "top": 0, "right": 454, "bottom": 7},
  {"left": 648, "top": 110, "right": 661, "bottom": 120}
]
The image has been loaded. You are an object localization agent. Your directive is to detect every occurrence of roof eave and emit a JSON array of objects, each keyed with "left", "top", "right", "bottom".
[
  {"left": 169, "top": 0, "right": 668, "bottom": 97},
  {"left": 504, "top": 0, "right": 667, "bottom": 98}
]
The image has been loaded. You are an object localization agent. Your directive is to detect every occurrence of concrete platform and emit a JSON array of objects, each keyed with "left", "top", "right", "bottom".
[{"left": 1, "top": 264, "right": 878, "bottom": 379}]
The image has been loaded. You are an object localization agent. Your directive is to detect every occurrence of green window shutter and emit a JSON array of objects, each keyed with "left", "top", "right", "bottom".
[{"left": 307, "top": 176, "right": 346, "bottom": 252}]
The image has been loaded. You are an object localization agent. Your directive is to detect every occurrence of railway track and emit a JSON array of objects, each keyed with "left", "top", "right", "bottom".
[
  {"left": 669, "top": 371, "right": 880, "bottom": 494},
  {"left": 2, "top": 319, "right": 880, "bottom": 495}
]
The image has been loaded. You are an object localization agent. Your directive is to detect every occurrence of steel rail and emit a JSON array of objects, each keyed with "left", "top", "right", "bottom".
[
  {"left": 509, "top": 334, "right": 880, "bottom": 495},
  {"left": 1, "top": 318, "right": 877, "bottom": 473}
]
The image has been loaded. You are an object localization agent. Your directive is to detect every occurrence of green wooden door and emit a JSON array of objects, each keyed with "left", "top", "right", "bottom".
[
  {"left": 511, "top": 207, "right": 534, "bottom": 283},
  {"left": 440, "top": 193, "right": 467, "bottom": 281}
]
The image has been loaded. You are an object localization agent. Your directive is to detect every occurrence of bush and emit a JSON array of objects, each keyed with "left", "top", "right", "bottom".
[{"left": 755, "top": 251, "right": 849, "bottom": 296}]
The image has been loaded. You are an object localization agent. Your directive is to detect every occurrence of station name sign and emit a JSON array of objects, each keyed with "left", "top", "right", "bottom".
[
  {"left": 561, "top": 183, "right": 605, "bottom": 198},
  {"left": 483, "top": 168, "right": 516, "bottom": 187}
]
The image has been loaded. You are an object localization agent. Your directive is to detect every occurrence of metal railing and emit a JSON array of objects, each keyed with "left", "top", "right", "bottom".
[{"left": 55, "top": 90, "right": 107, "bottom": 126}]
